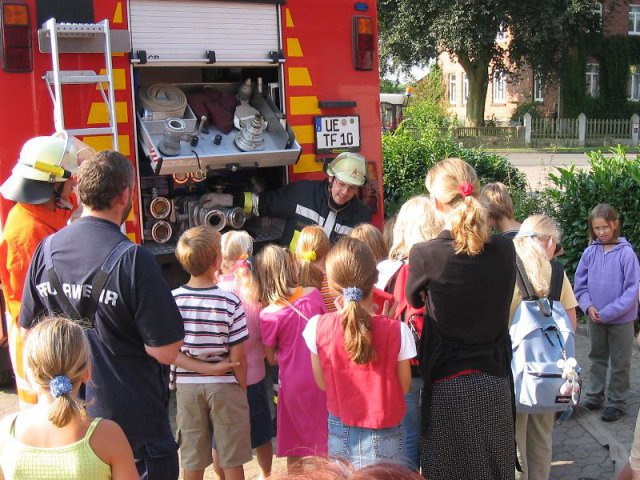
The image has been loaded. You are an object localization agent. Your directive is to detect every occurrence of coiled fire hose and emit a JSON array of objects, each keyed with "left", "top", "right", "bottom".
[{"left": 139, "top": 84, "right": 188, "bottom": 118}]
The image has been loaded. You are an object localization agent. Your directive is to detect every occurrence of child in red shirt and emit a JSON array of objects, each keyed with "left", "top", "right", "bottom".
[{"left": 303, "top": 237, "right": 415, "bottom": 468}]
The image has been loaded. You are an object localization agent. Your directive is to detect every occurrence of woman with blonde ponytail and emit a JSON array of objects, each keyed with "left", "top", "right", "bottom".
[
  {"left": 0, "top": 316, "right": 137, "bottom": 479},
  {"left": 303, "top": 237, "right": 414, "bottom": 468},
  {"left": 406, "top": 158, "right": 518, "bottom": 479}
]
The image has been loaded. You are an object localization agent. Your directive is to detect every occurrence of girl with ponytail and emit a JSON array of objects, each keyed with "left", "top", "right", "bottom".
[
  {"left": 294, "top": 226, "right": 336, "bottom": 312},
  {"left": 406, "top": 158, "right": 518, "bottom": 479},
  {"left": 0, "top": 316, "right": 137, "bottom": 479},
  {"left": 302, "top": 237, "right": 414, "bottom": 468},
  {"left": 254, "top": 244, "right": 328, "bottom": 471}
]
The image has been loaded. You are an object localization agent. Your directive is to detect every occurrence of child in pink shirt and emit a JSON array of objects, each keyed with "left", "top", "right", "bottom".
[
  {"left": 251, "top": 245, "right": 328, "bottom": 472},
  {"left": 217, "top": 231, "right": 273, "bottom": 479}
]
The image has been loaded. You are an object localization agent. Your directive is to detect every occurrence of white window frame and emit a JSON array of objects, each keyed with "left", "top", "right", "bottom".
[
  {"left": 462, "top": 73, "right": 469, "bottom": 104},
  {"left": 630, "top": 5, "right": 640, "bottom": 35},
  {"left": 534, "top": 74, "right": 544, "bottom": 102},
  {"left": 449, "top": 73, "right": 458, "bottom": 104},
  {"left": 629, "top": 66, "right": 640, "bottom": 101},
  {"left": 493, "top": 71, "right": 506, "bottom": 104},
  {"left": 586, "top": 63, "right": 600, "bottom": 97}
]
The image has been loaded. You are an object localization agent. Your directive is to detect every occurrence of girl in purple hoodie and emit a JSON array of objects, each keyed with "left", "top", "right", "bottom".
[{"left": 574, "top": 204, "right": 640, "bottom": 422}]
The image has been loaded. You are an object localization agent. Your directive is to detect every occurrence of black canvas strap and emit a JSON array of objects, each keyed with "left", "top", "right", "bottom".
[
  {"left": 549, "top": 260, "right": 564, "bottom": 302},
  {"left": 43, "top": 236, "right": 134, "bottom": 328},
  {"left": 515, "top": 254, "right": 552, "bottom": 318}
]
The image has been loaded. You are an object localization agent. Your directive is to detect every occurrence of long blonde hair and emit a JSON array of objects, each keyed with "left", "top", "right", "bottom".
[
  {"left": 295, "top": 226, "right": 330, "bottom": 289},
  {"left": 221, "top": 230, "right": 254, "bottom": 296},
  {"left": 326, "top": 237, "right": 378, "bottom": 364},
  {"left": 513, "top": 215, "right": 561, "bottom": 297},
  {"left": 388, "top": 195, "right": 443, "bottom": 260},
  {"left": 251, "top": 244, "right": 299, "bottom": 305},
  {"left": 349, "top": 223, "right": 388, "bottom": 263},
  {"left": 425, "top": 158, "right": 488, "bottom": 256},
  {"left": 25, "top": 316, "right": 90, "bottom": 428}
]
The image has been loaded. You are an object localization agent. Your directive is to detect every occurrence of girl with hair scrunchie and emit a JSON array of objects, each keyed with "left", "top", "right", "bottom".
[
  {"left": 302, "top": 236, "right": 415, "bottom": 468},
  {"left": 216, "top": 230, "right": 274, "bottom": 479},
  {"left": 295, "top": 225, "right": 337, "bottom": 312},
  {"left": 0, "top": 316, "right": 138, "bottom": 479}
]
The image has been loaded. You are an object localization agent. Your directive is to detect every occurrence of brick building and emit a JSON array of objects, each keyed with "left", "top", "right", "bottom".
[{"left": 438, "top": 1, "right": 633, "bottom": 124}]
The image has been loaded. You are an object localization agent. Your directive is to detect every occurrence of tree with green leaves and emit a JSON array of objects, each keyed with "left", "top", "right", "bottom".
[{"left": 378, "top": 0, "right": 601, "bottom": 126}]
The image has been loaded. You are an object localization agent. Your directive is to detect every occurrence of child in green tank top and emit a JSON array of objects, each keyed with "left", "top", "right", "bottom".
[{"left": 0, "top": 316, "right": 138, "bottom": 480}]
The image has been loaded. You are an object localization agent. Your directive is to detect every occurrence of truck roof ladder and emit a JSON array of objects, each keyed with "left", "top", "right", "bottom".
[{"left": 41, "top": 18, "right": 119, "bottom": 151}]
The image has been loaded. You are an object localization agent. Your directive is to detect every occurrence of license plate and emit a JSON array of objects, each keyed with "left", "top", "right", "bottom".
[{"left": 314, "top": 115, "right": 361, "bottom": 154}]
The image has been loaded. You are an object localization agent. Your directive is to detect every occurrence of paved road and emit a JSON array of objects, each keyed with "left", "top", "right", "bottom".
[
  {"left": 498, "top": 151, "right": 592, "bottom": 190},
  {"left": 1, "top": 326, "right": 638, "bottom": 479}
]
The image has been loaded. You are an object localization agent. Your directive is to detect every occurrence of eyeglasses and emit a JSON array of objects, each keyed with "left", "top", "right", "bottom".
[{"left": 333, "top": 178, "right": 359, "bottom": 193}]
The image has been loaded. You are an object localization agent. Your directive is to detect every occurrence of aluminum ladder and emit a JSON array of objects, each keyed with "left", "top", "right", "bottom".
[{"left": 41, "top": 18, "right": 119, "bottom": 151}]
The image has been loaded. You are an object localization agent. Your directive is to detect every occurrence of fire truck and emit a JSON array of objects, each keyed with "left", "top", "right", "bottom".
[{"left": 0, "top": 0, "right": 384, "bottom": 264}]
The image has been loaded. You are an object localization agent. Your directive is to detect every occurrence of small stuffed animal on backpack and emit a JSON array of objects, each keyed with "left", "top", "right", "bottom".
[{"left": 557, "top": 357, "right": 580, "bottom": 405}]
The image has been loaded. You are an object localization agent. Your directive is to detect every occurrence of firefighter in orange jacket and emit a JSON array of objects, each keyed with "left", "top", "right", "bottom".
[{"left": 0, "top": 132, "right": 82, "bottom": 406}]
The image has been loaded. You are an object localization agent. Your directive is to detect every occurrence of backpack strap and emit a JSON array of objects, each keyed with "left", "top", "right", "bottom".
[
  {"left": 43, "top": 237, "right": 134, "bottom": 328},
  {"left": 549, "top": 260, "right": 564, "bottom": 303},
  {"left": 515, "top": 254, "right": 536, "bottom": 300},
  {"left": 515, "top": 254, "right": 552, "bottom": 318}
]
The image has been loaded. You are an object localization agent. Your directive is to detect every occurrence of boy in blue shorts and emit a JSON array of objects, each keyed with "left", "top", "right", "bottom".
[{"left": 172, "top": 226, "right": 251, "bottom": 480}]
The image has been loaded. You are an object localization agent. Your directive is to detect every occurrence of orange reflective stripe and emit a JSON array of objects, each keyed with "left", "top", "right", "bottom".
[{"left": 18, "top": 388, "right": 37, "bottom": 404}]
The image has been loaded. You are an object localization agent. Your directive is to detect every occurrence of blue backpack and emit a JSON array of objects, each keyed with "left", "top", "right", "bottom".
[{"left": 510, "top": 259, "right": 579, "bottom": 414}]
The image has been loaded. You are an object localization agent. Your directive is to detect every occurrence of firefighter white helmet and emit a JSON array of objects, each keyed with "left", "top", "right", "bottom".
[
  {"left": 0, "top": 132, "right": 82, "bottom": 205},
  {"left": 326, "top": 152, "right": 367, "bottom": 187}
]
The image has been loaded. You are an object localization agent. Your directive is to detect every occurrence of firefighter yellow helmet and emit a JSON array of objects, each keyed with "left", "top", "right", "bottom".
[
  {"left": 326, "top": 152, "right": 367, "bottom": 186},
  {"left": 0, "top": 132, "right": 83, "bottom": 205}
]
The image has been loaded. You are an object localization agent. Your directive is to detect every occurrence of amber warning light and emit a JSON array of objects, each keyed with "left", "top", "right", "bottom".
[
  {"left": 1, "top": 2, "right": 32, "bottom": 72},
  {"left": 353, "top": 16, "right": 374, "bottom": 71}
]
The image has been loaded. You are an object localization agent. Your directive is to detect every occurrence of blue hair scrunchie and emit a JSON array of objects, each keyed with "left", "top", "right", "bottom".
[
  {"left": 343, "top": 287, "right": 364, "bottom": 303},
  {"left": 50, "top": 375, "right": 73, "bottom": 399}
]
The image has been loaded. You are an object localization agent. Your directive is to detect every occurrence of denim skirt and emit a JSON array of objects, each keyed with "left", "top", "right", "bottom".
[{"left": 328, "top": 414, "right": 404, "bottom": 469}]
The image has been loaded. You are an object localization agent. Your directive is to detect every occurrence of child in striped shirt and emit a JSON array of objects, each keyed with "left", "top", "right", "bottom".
[{"left": 172, "top": 226, "right": 252, "bottom": 480}]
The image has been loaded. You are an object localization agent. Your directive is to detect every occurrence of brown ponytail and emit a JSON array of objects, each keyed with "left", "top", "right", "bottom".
[
  {"left": 425, "top": 158, "right": 488, "bottom": 256},
  {"left": 326, "top": 237, "right": 378, "bottom": 364}
]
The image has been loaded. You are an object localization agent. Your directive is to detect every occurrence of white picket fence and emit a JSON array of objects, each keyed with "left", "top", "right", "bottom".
[{"left": 525, "top": 113, "right": 639, "bottom": 147}]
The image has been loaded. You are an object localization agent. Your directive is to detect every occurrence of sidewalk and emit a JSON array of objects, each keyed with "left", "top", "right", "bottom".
[
  {"left": 0, "top": 325, "right": 638, "bottom": 479},
  {"left": 550, "top": 324, "right": 640, "bottom": 480}
]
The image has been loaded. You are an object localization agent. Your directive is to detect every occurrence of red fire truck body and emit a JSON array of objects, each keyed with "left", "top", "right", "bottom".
[{"left": 0, "top": 0, "right": 383, "bottom": 259}]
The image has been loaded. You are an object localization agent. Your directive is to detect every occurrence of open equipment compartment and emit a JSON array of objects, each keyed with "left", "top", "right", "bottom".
[
  {"left": 134, "top": 66, "right": 297, "bottom": 259},
  {"left": 137, "top": 81, "right": 301, "bottom": 175}
]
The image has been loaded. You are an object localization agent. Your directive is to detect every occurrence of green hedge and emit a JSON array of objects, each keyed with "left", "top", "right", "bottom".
[{"left": 382, "top": 100, "right": 527, "bottom": 216}]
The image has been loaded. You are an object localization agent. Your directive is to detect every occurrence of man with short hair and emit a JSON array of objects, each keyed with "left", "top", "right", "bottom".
[{"left": 19, "top": 150, "right": 185, "bottom": 480}]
